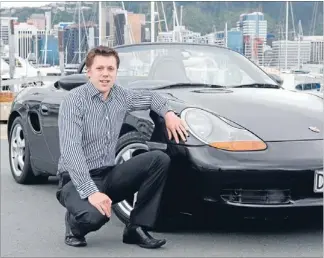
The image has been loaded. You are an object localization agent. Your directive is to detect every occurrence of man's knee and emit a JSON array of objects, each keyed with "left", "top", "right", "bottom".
[
  {"left": 74, "top": 208, "right": 109, "bottom": 232},
  {"left": 150, "top": 150, "right": 171, "bottom": 169}
]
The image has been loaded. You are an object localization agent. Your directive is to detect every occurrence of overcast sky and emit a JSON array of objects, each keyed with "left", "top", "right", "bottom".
[{"left": 1, "top": 1, "right": 53, "bottom": 8}]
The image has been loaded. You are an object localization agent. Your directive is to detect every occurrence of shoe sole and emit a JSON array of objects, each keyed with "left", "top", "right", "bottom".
[
  {"left": 123, "top": 238, "right": 166, "bottom": 249},
  {"left": 65, "top": 241, "right": 87, "bottom": 247}
]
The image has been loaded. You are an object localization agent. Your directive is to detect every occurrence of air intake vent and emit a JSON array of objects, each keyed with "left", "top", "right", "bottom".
[{"left": 221, "top": 189, "right": 291, "bottom": 205}]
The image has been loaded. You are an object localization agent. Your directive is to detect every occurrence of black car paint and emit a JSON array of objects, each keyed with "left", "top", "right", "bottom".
[
  {"left": 8, "top": 87, "right": 57, "bottom": 175},
  {"left": 164, "top": 87, "right": 323, "bottom": 141},
  {"left": 8, "top": 82, "right": 160, "bottom": 176},
  {"left": 7, "top": 43, "right": 323, "bottom": 212}
]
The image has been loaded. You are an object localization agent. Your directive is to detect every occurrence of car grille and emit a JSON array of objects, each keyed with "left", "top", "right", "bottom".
[
  {"left": 221, "top": 189, "right": 291, "bottom": 204},
  {"left": 217, "top": 169, "right": 321, "bottom": 205}
]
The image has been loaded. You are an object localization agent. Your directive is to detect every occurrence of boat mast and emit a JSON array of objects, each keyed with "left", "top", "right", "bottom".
[
  {"left": 285, "top": 1, "right": 289, "bottom": 70},
  {"left": 150, "top": 1, "right": 155, "bottom": 42},
  {"left": 78, "top": 1, "right": 81, "bottom": 64},
  {"left": 98, "top": 1, "right": 103, "bottom": 45},
  {"left": 161, "top": 2, "right": 168, "bottom": 32}
]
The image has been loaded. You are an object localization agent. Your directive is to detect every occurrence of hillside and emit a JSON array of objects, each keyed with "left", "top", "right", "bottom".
[{"left": 2, "top": 1, "right": 323, "bottom": 37}]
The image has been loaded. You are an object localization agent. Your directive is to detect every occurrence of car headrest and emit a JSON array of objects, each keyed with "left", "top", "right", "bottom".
[{"left": 56, "top": 74, "right": 88, "bottom": 91}]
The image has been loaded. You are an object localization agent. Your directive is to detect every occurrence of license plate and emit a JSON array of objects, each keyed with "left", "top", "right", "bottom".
[{"left": 314, "top": 170, "right": 323, "bottom": 193}]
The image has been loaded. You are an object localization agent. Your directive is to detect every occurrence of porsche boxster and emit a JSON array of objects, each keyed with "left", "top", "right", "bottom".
[{"left": 7, "top": 43, "right": 323, "bottom": 226}]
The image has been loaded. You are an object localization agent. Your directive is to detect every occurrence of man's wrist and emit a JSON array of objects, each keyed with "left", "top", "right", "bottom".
[
  {"left": 77, "top": 180, "right": 99, "bottom": 199},
  {"left": 165, "top": 110, "right": 175, "bottom": 116},
  {"left": 159, "top": 102, "right": 173, "bottom": 117}
]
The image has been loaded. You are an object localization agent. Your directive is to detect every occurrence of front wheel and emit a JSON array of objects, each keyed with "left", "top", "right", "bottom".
[
  {"left": 112, "top": 131, "right": 149, "bottom": 225},
  {"left": 9, "top": 117, "right": 48, "bottom": 184}
]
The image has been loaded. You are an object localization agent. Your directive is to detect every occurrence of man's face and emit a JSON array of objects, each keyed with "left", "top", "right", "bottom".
[{"left": 87, "top": 55, "right": 118, "bottom": 94}]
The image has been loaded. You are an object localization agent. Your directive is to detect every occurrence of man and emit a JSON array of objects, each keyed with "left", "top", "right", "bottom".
[{"left": 55, "top": 45, "right": 188, "bottom": 249}]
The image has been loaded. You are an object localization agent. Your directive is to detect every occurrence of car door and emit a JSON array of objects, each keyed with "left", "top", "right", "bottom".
[
  {"left": 39, "top": 88, "right": 68, "bottom": 173},
  {"left": 23, "top": 90, "right": 55, "bottom": 175}
]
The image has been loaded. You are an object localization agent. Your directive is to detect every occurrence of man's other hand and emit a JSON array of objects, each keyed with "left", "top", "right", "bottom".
[
  {"left": 88, "top": 192, "right": 112, "bottom": 217},
  {"left": 165, "top": 111, "right": 189, "bottom": 143}
]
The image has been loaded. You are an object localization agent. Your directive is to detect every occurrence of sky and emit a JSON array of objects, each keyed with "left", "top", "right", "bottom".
[
  {"left": 0, "top": 1, "right": 74, "bottom": 8},
  {"left": 1, "top": 1, "right": 48, "bottom": 8}
]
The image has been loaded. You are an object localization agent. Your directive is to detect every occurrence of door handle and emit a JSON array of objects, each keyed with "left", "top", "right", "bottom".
[{"left": 40, "top": 104, "right": 49, "bottom": 114}]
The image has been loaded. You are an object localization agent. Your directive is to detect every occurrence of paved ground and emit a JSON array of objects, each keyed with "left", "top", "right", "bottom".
[
  {"left": 0, "top": 123, "right": 7, "bottom": 140},
  {"left": 1, "top": 139, "right": 323, "bottom": 257}
]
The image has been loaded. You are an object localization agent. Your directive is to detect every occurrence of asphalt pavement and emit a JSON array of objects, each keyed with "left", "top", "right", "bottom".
[
  {"left": 1, "top": 123, "right": 7, "bottom": 140},
  {"left": 1, "top": 137, "right": 323, "bottom": 257}
]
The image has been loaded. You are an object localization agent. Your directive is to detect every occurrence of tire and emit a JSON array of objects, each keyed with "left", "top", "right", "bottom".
[
  {"left": 112, "top": 131, "right": 150, "bottom": 225},
  {"left": 9, "top": 116, "right": 48, "bottom": 184}
]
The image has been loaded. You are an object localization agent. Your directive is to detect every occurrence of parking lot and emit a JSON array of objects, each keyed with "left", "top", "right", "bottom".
[{"left": 1, "top": 123, "right": 323, "bottom": 257}]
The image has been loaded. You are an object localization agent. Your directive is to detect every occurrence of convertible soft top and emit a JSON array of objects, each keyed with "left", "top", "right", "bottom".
[{"left": 55, "top": 74, "right": 88, "bottom": 91}]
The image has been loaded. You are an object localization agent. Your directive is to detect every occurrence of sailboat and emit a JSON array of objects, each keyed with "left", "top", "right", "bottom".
[
  {"left": 1, "top": 44, "right": 43, "bottom": 90},
  {"left": 271, "top": 1, "right": 323, "bottom": 92}
]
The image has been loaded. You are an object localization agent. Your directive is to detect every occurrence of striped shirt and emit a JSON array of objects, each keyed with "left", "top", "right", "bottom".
[{"left": 57, "top": 81, "right": 171, "bottom": 199}]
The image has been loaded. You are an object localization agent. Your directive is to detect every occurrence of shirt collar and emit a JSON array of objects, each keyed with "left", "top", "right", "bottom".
[
  {"left": 87, "top": 80, "right": 115, "bottom": 101},
  {"left": 87, "top": 80, "right": 100, "bottom": 97}
]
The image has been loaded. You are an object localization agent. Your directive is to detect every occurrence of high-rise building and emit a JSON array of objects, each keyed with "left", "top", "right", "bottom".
[
  {"left": 99, "top": 6, "right": 146, "bottom": 46},
  {"left": 227, "top": 30, "right": 243, "bottom": 54},
  {"left": 127, "top": 13, "right": 145, "bottom": 44},
  {"left": 13, "top": 22, "right": 38, "bottom": 59},
  {"left": 37, "top": 34, "right": 59, "bottom": 66},
  {"left": 270, "top": 40, "right": 311, "bottom": 68},
  {"left": 99, "top": 6, "right": 123, "bottom": 46},
  {"left": 303, "top": 36, "right": 324, "bottom": 64},
  {"left": 114, "top": 12, "right": 126, "bottom": 46},
  {"left": 0, "top": 17, "right": 18, "bottom": 45},
  {"left": 237, "top": 12, "right": 267, "bottom": 64},
  {"left": 63, "top": 22, "right": 99, "bottom": 64}
]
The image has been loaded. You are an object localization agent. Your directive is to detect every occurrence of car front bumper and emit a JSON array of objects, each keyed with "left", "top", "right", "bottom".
[{"left": 184, "top": 141, "right": 323, "bottom": 209}]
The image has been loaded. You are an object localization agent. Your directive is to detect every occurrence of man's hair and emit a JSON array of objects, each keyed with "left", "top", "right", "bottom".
[{"left": 85, "top": 45, "right": 120, "bottom": 69}]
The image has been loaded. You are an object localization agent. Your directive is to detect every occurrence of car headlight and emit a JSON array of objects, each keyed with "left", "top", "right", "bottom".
[{"left": 181, "top": 108, "right": 267, "bottom": 151}]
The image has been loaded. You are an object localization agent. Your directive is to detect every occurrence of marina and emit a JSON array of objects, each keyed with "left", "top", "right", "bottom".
[
  {"left": 1, "top": 1, "right": 324, "bottom": 122},
  {"left": 0, "top": 2, "right": 323, "bottom": 257}
]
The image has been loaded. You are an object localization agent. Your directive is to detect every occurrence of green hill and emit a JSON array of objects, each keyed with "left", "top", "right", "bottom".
[{"left": 2, "top": 1, "right": 323, "bottom": 37}]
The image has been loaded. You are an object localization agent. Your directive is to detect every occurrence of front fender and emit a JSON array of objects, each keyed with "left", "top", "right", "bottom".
[{"left": 7, "top": 105, "right": 26, "bottom": 141}]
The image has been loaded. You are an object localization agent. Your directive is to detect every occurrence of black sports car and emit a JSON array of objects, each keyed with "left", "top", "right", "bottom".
[{"left": 7, "top": 43, "right": 323, "bottom": 226}]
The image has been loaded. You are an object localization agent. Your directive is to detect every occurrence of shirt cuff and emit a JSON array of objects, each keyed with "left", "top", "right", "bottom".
[
  {"left": 159, "top": 104, "right": 174, "bottom": 118},
  {"left": 76, "top": 179, "right": 99, "bottom": 199}
]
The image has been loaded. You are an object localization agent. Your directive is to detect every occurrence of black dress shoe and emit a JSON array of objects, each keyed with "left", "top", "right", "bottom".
[
  {"left": 65, "top": 211, "right": 87, "bottom": 247},
  {"left": 122, "top": 225, "right": 166, "bottom": 249}
]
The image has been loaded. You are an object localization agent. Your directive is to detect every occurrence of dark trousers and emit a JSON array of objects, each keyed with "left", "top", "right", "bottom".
[{"left": 56, "top": 150, "right": 171, "bottom": 237}]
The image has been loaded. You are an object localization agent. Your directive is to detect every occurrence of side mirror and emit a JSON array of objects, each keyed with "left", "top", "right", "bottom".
[{"left": 268, "top": 73, "right": 283, "bottom": 86}]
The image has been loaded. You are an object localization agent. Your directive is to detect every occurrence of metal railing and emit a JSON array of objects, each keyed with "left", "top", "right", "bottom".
[{"left": 1, "top": 76, "right": 62, "bottom": 89}]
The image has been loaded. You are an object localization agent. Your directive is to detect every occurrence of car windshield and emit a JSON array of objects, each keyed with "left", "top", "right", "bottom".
[{"left": 81, "top": 43, "right": 276, "bottom": 89}]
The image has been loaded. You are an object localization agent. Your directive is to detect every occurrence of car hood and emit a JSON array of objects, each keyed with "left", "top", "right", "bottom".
[{"left": 162, "top": 87, "right": 323, "bottom": 141}]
